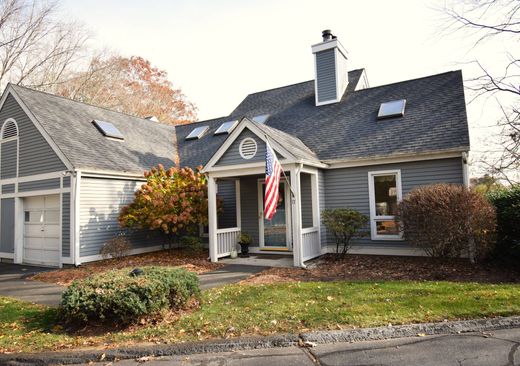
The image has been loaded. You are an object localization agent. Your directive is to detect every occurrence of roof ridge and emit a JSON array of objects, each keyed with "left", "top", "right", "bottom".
[
  {"left": 354, "top": 70, "right": 461, "bottom": 93},
  {"left": 179, "top": 115, "right": 232, "bottom": 127},
  {"left": 8, "top": 83, "right": 174, "bottom": 128}
]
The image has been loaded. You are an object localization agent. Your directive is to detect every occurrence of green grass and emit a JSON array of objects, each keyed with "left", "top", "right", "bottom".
[{"left": 2, "top": 281, "right": 520, "bottom": 352}]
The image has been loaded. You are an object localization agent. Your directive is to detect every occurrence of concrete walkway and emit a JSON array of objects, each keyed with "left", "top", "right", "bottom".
[{"left": 0, "top": 263, "right": 267, "bottom": 306}]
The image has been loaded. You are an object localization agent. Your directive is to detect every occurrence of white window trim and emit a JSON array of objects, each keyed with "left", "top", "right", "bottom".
[{"left": 368, "top": 169, "right": 403, "bottom": 241}]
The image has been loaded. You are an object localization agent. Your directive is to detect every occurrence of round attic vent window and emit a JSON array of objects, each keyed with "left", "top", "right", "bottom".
[{"left": 239, "top": 137, "right": 257, "bottom": 160}]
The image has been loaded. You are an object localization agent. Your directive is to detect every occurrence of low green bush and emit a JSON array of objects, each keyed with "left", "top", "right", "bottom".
[
  {"left": 487, "top": 185, "right": 520, "bottom": 263},
  {"left": 61, "top": 266, "right": 200, "bottom": 325}
]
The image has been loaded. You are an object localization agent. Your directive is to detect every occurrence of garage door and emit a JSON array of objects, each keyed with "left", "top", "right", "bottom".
[{"left": 23, "top": 195, "right": 60, "bottom": 266}]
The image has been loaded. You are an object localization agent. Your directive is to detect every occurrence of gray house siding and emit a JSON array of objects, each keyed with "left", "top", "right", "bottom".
[
  {"left": 239, "top": 175, "right": 260, "bottom": 247},
  {"left": 315, "top": 49, "right": 337, "bottom": 103},
  {"left": 79, "top": 177, "right": 155, "bottom": 258},
  {"left": 301, "top": 173, "right": 313, "bottom": 228},
  {"left": 323, "top": 157, "right": 464, "bottom": 248},
  {"left": 63, "top": 176, "right": 71, "bottom": 188},
  {"left": 216, "top": 129, "right": 284, "bottom": 166},
  {"left": 217, "top": 179, "right": 237, "bottom": 229},
  {"left": 18, "top": 178, "right": 61, "bottom": 192},
  {"left": 318, "top": 169, "right": 326, "bottom": 248},
  {"left": 62, "top": 192, "right": 70, "bottom": 257},
  {"left": 0, "top": 95, "right": 66, "bottom": 177},
  {"left": 1, "top": 184, "right": 15, "bottom": 194},
  {"left": 1, "top": 140, "right": 17, "bottom": 179},
  {"left": 0, "top": 198, "right": 15, "bottom": 253}
]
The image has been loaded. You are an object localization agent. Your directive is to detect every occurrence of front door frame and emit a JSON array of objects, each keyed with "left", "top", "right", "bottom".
[{"left": 257, "top": 178, "right": 292, "bottom": 250}]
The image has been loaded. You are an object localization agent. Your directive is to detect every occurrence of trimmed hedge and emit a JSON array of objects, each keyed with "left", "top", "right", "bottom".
[
  {"left": 487, "top": 185, "right": 520, "bottom": 263},
  {"left": 61, "top": 266, "right": 200, "bottom": 324}
]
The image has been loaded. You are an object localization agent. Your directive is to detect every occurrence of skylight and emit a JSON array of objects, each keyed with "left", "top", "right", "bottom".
[
  {"left": 92, "top": 120, "right": 124, "bottom": 140},
  {"left": 252, "top": 114, "right": 270, "bottom": 124},
  {"left": 186, "top": 125, "right": 209, "bottom": 140},
  {"left": 214, "top": 120, "right": 238, "bottom": 135},
  {"left": 377, "top": 99, "right": 406, "bottom": 120}
]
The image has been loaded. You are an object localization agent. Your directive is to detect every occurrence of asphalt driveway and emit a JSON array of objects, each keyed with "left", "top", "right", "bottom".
[{"left": 0, "top": 262, "right": 64, "bottom": 306}]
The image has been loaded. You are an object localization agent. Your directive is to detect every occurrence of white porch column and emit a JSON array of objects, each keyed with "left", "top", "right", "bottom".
[
  {"left": 208, "top": 175, "right": 218, "bottom": 262},
  {"left": 290, "top": 164, "right": 304, "bottom": 267}
]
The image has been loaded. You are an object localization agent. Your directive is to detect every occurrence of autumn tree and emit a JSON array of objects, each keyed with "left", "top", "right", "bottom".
[
  {"left": 0, "top": 0, "right": 89, "bottom": 90},
  {"left": 57, "top": 55, "right": 197, "bottom": 125},
  {"left": 119, "top": 165, "right": 208, "bottom": 245}
]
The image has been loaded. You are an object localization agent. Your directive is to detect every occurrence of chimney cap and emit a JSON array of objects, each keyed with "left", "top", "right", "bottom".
[{"left": 322, "top": 29, "right": 333, "bottom": 42}]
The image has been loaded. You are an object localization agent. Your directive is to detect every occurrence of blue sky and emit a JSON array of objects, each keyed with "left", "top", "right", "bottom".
[{"left": 59, "top": 0, "right": 510, "bottom": 174}]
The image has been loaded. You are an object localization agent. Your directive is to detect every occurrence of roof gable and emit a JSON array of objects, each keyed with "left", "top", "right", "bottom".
[{"left": 7, "top": 84, "right": 177, "bottom": 174}]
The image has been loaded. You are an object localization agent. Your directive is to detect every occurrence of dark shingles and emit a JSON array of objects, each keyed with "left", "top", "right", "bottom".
[{"left": 10, "top": 84, "right": 177, "bottom": 174}]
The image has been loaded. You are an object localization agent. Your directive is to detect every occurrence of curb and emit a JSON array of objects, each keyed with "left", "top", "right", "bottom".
[{"left": 2, "top": 316, "right": 520, "bottom": 365}]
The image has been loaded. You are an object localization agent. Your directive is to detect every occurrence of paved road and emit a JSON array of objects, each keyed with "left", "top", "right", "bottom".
[
  {"left": 84, "top": 327, "right": 520, "bottom": 366},
  {"left": 0, "top": 263, "right": 266, "bottom": 306}
]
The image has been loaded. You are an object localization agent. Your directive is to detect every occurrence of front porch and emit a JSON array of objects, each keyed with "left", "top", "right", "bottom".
[{"left": 207, "top": 164, "right": 324, "bottom": 268}]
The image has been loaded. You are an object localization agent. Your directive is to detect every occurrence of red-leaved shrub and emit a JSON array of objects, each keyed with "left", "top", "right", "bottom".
[{"left": 399, "top": 184, "right": 496, "bottom": 261}]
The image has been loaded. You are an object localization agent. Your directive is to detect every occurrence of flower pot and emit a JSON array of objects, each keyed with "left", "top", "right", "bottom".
[{"left": 238, "top": 242, "right": 250, "bottom": 257}]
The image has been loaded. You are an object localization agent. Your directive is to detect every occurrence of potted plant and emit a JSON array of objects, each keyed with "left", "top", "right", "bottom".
[{"left": 238, "top": 232, "right": 253, "bottom": 257}]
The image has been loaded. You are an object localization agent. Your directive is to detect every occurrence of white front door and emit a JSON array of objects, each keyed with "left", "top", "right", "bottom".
[
  {"left": 23, "top": 195, "right": 60, "bottom": 266},
  {"left": 258, "top": 179, "right": 292, "bottom": 250}
]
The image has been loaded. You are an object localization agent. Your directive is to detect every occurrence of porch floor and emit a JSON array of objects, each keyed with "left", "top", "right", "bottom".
[{"left": 220, "top": 254, "right": 293, "bottom": 268}]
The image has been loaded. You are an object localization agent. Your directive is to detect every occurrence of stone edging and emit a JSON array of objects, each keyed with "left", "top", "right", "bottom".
[{"left": 2, "top": 316, "right": 520, "bottom": 365}]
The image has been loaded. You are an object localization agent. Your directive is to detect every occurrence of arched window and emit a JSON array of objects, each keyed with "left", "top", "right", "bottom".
[{"left": 1, "top": 119, "right": 18, "bottom": 139}]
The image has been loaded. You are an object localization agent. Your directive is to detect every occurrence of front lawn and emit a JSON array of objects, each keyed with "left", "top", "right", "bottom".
[{"left": 2, "top": 280, "right": 520, "bottom": 353}]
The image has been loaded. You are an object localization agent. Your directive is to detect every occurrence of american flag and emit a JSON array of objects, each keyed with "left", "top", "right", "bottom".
[{"left": 264, "top": 141, "right": 282, "bottom": 220}]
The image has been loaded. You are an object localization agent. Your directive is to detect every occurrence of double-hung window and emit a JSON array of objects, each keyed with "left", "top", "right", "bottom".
[{"left": 368, "top": 170, "right": 403, "bottom": 240}]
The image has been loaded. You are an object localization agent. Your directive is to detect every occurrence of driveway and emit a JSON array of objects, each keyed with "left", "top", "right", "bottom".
[{"left": 0, "top": 263, "right": 64, "bottom": 306}]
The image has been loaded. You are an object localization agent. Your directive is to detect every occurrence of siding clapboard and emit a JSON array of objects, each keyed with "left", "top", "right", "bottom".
[
  {"left": 63, "top": 176, "right": 71, "bottom": 188},
  {"left": 239, "top": 175, "right": 261, "bottom": 246},
  {"left": 316, "top": 49, "right": 337, "bottom": 103},
  {"left": 62, "top": 192, "right": 70, "bottom": 257},
  {"left": 0, "top": 198, "right": 15, "bottom": 253},
  {"left": 1, "top": 184, "right": 15, "bottom": 194},
  {"left": 323, "top": 158, "right": 464, "bottom": 248},
  {"left": 217, "top": 179, "right": 237, "bottom": 229},
  {"left": 0, "top": 95, "right": 66, "bottom": 176},
  {"left": 1, "top": 140, "right": 17, "bottom": 179},
  {"left": 19, "top": 178, "right": 61, "bottom": 192},
  {"left": 79, "top": 177, "right": 157, "bottom": 257},
  {"left": 300, "top": 173, "right": 313, "bottom": 228}
]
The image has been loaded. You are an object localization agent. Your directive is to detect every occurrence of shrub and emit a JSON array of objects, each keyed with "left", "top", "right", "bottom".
[
  {"left": 119, "top": 164, "right": 208, "bottom": 244},
  {"left": 180, "top": 236, "right": 204, "bottom": 252},
  {"left": 61, "top": 266, "right": 200, "bottom": 325},
  {"left": 399, "top": 184, "right": 496, "bottom": 261},
  {"left": 487, "top": 185, "right": 520, "bottom": 263},
  {"left": 100, "top": 232, "right": 131, "bottom": 259},
  {"left": 321, "top": 208, "right": 368, "bottom": 258}
]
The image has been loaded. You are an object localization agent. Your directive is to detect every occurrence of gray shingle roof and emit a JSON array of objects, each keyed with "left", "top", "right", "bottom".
[
  {"left": 10, "top": 84, "right": 177, "bottom": 174},
  {"left": 230, "top": 70, "right": 470, "bottom": 162},
  {"left": 7, "top": 68, "right": 470, "bottom": 173}
]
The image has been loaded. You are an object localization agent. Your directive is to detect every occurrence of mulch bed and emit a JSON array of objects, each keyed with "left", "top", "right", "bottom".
[
  {"left": 31, "top": 249, "right": 225, "bottom": 286},
  {"left": 242, "top": 254, "right": 520, "bottom": 285}
]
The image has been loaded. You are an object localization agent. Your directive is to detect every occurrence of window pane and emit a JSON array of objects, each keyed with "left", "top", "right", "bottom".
[
  {"left": 376, "top": 220, "right": 399, "bottom": 235},
  {"left": 374, "top": 174, "right": 398, "bottom": 216}
]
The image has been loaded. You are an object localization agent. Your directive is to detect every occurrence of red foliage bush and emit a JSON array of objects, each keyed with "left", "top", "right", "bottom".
[{"left": 399, "top": 184, "right": 496, "bottom": 261}]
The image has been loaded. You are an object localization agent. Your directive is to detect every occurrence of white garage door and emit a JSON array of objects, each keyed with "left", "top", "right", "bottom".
[{"left": 23, "top": 195, "right": 60, "bottom": 266}]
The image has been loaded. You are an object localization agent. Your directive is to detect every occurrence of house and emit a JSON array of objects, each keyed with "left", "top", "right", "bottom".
[{"left": 0, "top": 30, "right": 470, "bottom": 268}]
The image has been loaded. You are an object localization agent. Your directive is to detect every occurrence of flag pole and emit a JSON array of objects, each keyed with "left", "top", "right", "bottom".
[{"left": 264, "top": 134, "right": 296, "bottom": 199}]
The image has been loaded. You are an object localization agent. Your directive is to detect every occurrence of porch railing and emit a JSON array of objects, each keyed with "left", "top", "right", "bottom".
[
  {"left": 216, "top": 227, "right": 240, "bottom": 258},
  {"left": 302, "top": 227, "right": 321, "bottom": 261}
]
